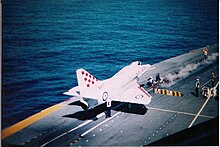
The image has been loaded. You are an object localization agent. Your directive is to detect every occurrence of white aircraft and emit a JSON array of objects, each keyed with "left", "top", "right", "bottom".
[{"left": 64, "top": 61, "right": 155, "bottom": 110}]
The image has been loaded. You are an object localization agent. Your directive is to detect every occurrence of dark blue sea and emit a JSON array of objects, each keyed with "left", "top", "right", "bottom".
[{"left": 2, "top": 0, "right": 218, "bottom": 129}]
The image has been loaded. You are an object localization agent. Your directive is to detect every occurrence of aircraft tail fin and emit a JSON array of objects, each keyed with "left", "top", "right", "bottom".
[{"left": 76, "top": 68, "right": 99, "bottom": 88}]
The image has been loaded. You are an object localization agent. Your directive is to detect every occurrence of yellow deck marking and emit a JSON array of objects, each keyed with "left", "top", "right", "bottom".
[
  {"left": 165, "top": 90, "right": 169, "bottom": 95},
  {"left": 170, "top": 91, "right": 173, "bottom": 96},
  {"left": 154, "top": 88, "right": 183, "bottom": 97},
  {"left": 162, "top": 89, "right": 165, "bottom": 95},
  {"left": 177, "top": 91, "right": 182, "bottom": 97},
  {"left": 2, "top": 104, "right": 63, "bottom": 139},
  {"left": 158, "top": 89, "right": 161, "bottom": 94},
  {"left": 173, "top": 91, "right": 177, "bottom": 97}
]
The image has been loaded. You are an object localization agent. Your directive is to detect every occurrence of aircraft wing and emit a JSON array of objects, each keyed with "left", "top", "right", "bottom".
[{"left": 112, "top": 84, "right": 152, "bottom": 105}]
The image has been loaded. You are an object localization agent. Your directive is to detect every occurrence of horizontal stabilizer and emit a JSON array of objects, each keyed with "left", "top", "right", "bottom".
[
  {"left": 63, "top": 91, "right": 79, "bottom": 97},
  {"left": 63, "top": 86, "right": 80, "bottom": 97}
]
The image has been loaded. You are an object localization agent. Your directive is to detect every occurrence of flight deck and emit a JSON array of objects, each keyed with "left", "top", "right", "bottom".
[{"left": 2, "top": 44, "right": 219, "bottom": 146}]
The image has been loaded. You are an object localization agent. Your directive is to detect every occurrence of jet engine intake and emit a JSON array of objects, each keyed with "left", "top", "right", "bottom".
[{"left": 80, "top": 98, "right": 98, "bottom": 110}]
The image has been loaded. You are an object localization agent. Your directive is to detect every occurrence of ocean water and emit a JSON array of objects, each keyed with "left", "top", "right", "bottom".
[{"left": 2, "top": 0, "right": 218, "bottom": 129}]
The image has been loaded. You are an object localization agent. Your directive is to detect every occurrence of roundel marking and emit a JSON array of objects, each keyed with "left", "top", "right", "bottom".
[
  {"left": 135, "top": 94, "right": 144, "bottom": 99},
  {"left": 82, "top": 71, "right": 85, "bottom": 75},
  {"left": 89, "top": 75, "right": 92, "bottom": 78},
  {"left": 92, "top": 81, "right": 94, "bottom": 84},
  {"left": 88, "top": 79, "right": 91, "bottom": 83},
  {"left": 86, "top": 73, "right": 88, "bottom": 76},
  {"left": 87, "top": 84, "right": 90, "bottom": 87},
  {"left": 84, "top": 78, "right": 87, "bottom": 81},
  {"left": 102, "top": 92, "right": 108, "bottom": 101}
]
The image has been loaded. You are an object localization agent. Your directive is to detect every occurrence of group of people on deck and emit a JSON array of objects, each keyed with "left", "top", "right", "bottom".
[{"left": 195, "top": 46, "right": 218, "bottom": 99}]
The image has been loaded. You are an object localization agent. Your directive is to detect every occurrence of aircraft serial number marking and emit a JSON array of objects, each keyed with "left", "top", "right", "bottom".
[{"left": 98, "top": 84, "right": 104, "bottom": 90}]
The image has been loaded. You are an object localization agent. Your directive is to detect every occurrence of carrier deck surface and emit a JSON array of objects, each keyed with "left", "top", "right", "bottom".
[{"left": 2, "top": 44, "right": 219, "bottom": 146}]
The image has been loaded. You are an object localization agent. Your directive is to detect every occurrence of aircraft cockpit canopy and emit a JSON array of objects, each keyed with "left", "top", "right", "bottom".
[{"left": 131, "top": 61, "right": 142, "bottom": 66}]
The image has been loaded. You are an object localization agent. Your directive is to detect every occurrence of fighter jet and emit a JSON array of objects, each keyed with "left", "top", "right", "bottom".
[{"left": 64, "top": 61, "right": 155, "bottom": 110}]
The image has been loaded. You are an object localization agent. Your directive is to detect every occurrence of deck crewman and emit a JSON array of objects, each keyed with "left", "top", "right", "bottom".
[
  {"left": 156, "top": 73, "right": 164, "bottom": 83},
  {"left": 203, "top": 47, "right": 209, "bottom": 60},
  {"left": 195, "top": 78, "right": 200, "bottom": 97},
  {"left": 211, "top": 72, "right": 216, "bottom": 88},
  {"left": 147, "top": 76, "right": 154, "bottom": 86}
]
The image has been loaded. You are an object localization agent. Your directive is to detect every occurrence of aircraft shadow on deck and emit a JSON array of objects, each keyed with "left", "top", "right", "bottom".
[
  {"left": 112, "top": 103, "right": 148, "bottom": 115},
  {"left": 63, "top": 101, "right": 148, "bottom": 120}
]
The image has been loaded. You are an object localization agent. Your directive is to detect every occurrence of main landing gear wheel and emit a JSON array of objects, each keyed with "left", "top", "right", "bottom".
[
  {"left": 102, "top": 92, "right": 108, "bottom": 101},
  {"left": 102, "top": 91, "right": 112, "bottom": 107},
  {"left": 102, "top": 91, "right": 112, "bottom": 117}
]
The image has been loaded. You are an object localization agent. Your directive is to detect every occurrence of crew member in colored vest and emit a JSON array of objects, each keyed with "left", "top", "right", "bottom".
[
  {"left": 203, "top": 47, "right": 209, "bottom": 60},
  {"left": 195, "top": 78, "right": 200, "bottom": 97}
]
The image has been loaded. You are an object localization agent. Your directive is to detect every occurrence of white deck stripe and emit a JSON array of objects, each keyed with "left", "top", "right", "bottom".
[
  {"left": 188, "top": 96, "right": 212, "bottom": 128},
  {"left": 81, "top": 111, "right": 121, "bottom": 137},
  {"left": 188, "top": 76, "right": 219, "bottom": 128},
  {"left": 147, "top": 106, "right": 214, "bottom": 119},
  {"left": 41, "top": 103, "right": 124, "bottom": 146},
  {"left": 41, "top": 112, "right": 105, "bottom": 147}
]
